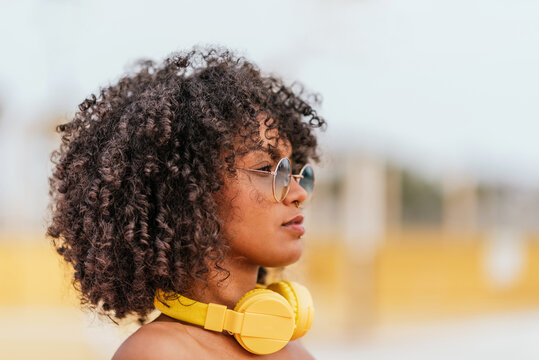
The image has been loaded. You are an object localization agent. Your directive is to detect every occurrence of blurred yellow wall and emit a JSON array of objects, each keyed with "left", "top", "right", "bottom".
[
  {"left": 303, "top": 230, "right": 539, "bottom": 334},
  {"left": 2, "top": 231, "right": 539, "bottom": 319},
  {"left": 0, "top": 234, "right": 101, "bottom": 359},
  {"left": 2, "top": 229, "right": 539, "bottom": 357},
  {"left": 0, "top": 233, "right": 78, "bottom": 307},
  {"left": 376, "top": 231, "right": 539, "bottom": 321}
]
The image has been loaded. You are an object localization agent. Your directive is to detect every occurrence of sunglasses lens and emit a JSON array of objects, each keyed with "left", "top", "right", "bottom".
[
  {"left": 299, "top": 165, "right": 314, "bottom": 196},
  {"left": 274, "top": 158, "right": 291, "bottom": 201}
]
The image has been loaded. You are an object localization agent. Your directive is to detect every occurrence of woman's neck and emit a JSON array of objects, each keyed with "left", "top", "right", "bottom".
[{"left": 189, "top": 255, "right": 260, "bottom": 309}]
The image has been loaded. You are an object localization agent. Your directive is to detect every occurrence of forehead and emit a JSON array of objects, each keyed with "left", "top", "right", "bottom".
[
  {"left": 239, "top": 138, "right": 292, "bottom": 165},
  {"left": 250, "top": 147, "right": 291, "bottom": 161}
]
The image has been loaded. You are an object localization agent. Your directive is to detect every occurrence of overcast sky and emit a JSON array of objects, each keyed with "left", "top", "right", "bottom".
[{"left": 1, "top": 0, "right": 539, "bottom": 228}]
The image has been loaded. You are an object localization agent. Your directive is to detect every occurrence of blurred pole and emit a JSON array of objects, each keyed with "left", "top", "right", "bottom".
[
  {"left": 340, "top": 154, "right": 386, "bottom": 336},
  {"left": 342, "top": 154, "right": 386, "bottom": 253}
]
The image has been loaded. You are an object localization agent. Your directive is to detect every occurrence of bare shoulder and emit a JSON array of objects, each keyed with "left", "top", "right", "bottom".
[{"left": 112, "top": 321, "right": 202, "bottom": 360}]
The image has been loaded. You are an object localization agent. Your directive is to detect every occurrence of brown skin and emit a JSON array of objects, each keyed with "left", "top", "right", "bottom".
[
  {"left": 113, "top": 315, "right": 314, "bottom": 359},
  {"left": 112, "top": 124, "right": 315, "bottom": 360}
]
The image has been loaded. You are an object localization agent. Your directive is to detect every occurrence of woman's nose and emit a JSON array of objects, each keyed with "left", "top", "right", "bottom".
[{"left": 283, "top": 175, "right": 308, "bottom": 206}]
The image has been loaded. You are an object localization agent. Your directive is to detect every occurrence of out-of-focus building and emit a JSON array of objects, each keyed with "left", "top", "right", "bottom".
[
  {"left": 300, "top": 150, "right": 539, "bottom": 338},
  {"left": 2, "top": 137, "right": 539, "bottom": 357}
]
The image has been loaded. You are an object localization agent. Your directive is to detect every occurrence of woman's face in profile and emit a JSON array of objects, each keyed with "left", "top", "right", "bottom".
[{"left": 216, "top": 126, "right": 309, "bottom": 268}]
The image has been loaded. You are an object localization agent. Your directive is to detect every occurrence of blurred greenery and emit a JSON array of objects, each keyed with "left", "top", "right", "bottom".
[{"left": 401, "top": 170, "right": 442, "bottom": 227}]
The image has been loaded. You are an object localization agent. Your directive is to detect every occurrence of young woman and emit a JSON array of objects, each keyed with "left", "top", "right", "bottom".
[{"left": 47, "top": 47, "right": 326, "bottom": 359}]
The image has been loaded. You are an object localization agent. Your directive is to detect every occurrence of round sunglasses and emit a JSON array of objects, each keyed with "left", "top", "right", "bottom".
[{"left": 236, "top": 157, "right": 315, "bottom": 202}]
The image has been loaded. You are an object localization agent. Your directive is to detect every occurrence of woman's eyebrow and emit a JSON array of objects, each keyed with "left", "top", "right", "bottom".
[
  {"left": 250, "top": 150, "right": 272, "bottom": 159},
  {"left": 251, "top": 148, "right": 290, "bottom": 160},
  {"left": 243, "top": 151, "right": 271, "bottom": 165}
]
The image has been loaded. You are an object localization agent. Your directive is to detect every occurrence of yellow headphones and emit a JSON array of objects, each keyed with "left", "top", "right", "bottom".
[{"left": 154, "top": 281, "right": 314, "bottom": 355}]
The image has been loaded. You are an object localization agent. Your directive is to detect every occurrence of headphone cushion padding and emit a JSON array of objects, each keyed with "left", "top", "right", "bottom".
[{"left": 267, "top": 281, "right": 314, "bottom": 340}]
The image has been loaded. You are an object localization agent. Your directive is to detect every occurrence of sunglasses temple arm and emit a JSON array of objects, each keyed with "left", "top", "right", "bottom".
[{"left": 236, "top": 167, "right": 276, "bottom": 176}]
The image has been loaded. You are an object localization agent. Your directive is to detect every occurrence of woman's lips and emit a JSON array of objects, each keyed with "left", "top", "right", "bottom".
[
  {"left": 281, "top": 215, "right": 305, "bottom": 235},
  {"left": 281, "top": 223, "right": 306, "bottom": 235}
]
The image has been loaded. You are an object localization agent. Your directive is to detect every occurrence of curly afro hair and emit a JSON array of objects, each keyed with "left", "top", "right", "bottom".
[{"left": 47, "top": 47, "right": 326, "bottom": 322}]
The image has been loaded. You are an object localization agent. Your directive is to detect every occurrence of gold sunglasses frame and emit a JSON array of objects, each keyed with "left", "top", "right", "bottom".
[{"left": 235, "top": 157, "right": 314, "bottom": 203}]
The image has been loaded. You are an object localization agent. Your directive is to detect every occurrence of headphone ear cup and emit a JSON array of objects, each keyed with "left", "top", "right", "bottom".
[
  {"left": 266, "top": 281, "right": 314, "bottom": 340},
  {"left": 232, "top": 288, "right": 296, "bottom": 355},
  {"left": 233, "top": 288, "right": 273, "bottom": 312}
]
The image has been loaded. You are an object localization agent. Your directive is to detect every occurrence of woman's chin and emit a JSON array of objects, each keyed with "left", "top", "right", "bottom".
[{"left": 261, "top": 243, "right": 303, "bottom": 268}]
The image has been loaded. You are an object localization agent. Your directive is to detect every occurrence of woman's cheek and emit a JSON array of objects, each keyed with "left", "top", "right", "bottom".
[{"left": 246, "top": 185, "right": 272, "bottom": 207}]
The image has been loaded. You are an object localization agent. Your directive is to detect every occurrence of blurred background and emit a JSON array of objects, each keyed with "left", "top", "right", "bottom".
[{"left": 1, "top": 0, "right": 539, "bottom": 359}]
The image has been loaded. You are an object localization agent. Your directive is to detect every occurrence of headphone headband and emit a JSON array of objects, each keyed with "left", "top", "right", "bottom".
[{"left": 154, "top": 281, "right": 314, "bottom": 355}]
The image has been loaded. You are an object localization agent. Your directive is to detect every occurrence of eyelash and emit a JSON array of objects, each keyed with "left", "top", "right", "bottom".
[{"left": 257, "top": 165, "right": 272, "bottom": 172}]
